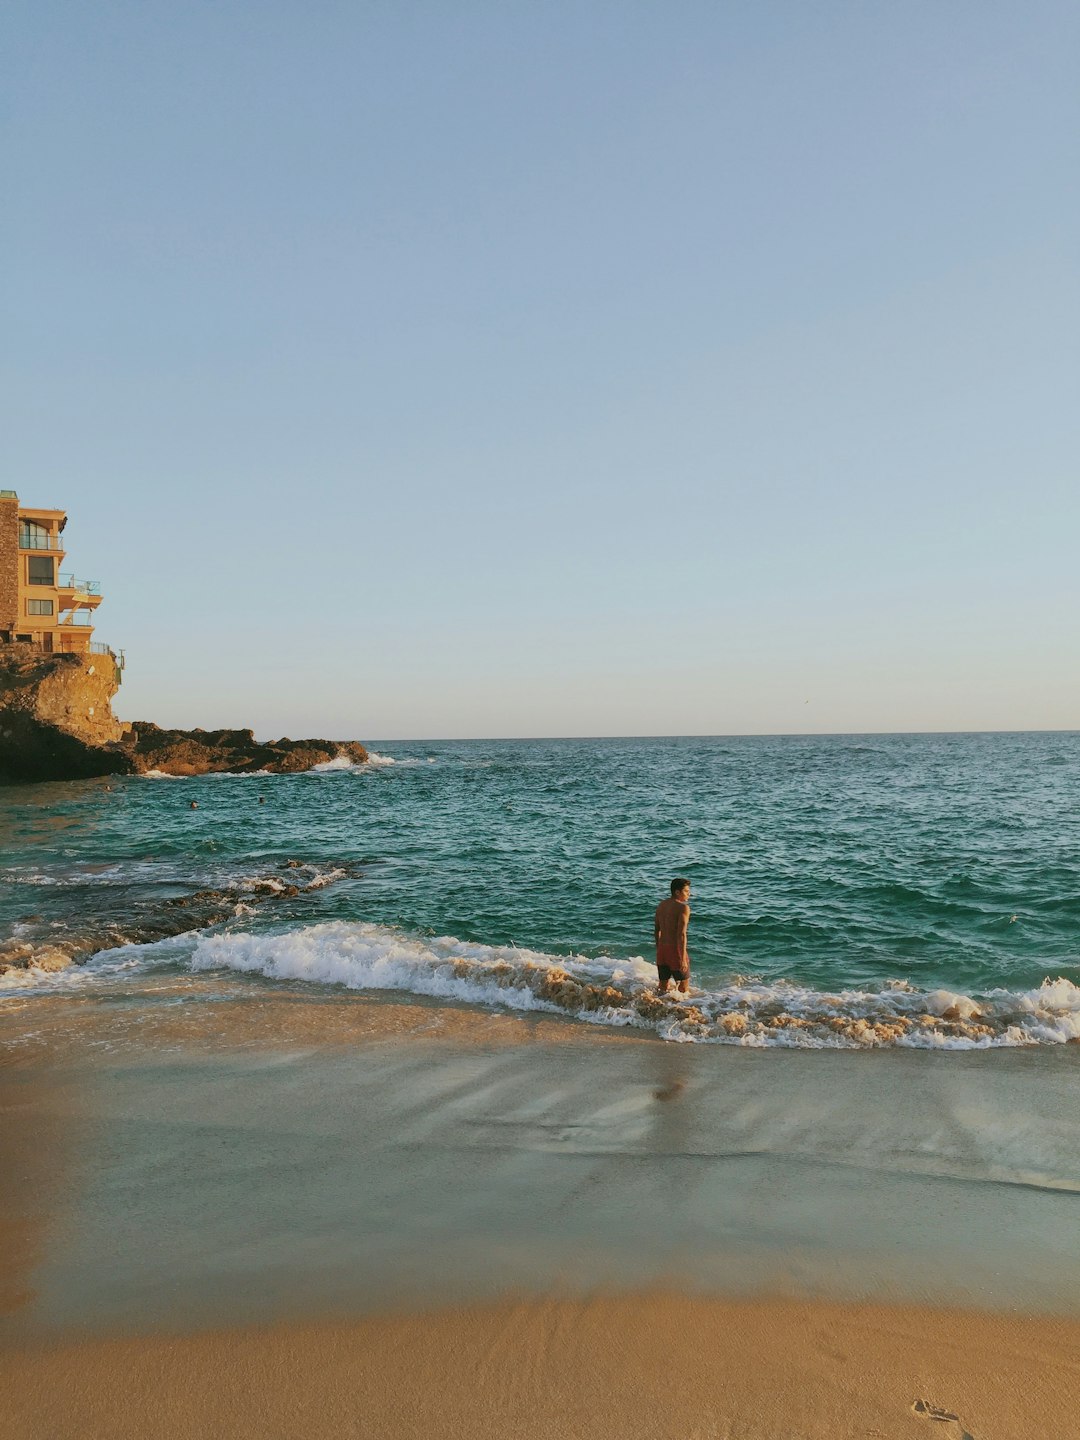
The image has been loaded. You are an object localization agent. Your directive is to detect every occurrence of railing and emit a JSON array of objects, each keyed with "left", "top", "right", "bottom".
[
  {"left": 18, "top": 530, "right": 64, "bottom": 552},
  {"left": 3, "top": 634, "right": 122, "bottom": 666},
  {"left": 58, "top": 613, "right": 93, "bottom": 627},
  {"left": 58, "top": 574, "right": 101, "bottom": 594}
]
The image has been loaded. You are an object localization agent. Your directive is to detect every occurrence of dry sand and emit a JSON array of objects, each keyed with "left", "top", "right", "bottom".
[{"left": 4, "top": 1291, "right": 1078, "bottom": 1440}]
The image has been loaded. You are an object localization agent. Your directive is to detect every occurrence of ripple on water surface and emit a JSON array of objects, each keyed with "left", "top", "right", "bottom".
[{"left": 1, "top": 733, "right": 1078, "bottom": 1031}]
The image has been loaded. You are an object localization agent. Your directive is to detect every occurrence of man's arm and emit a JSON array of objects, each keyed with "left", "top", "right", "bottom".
[
  {"left": 675, "top": 903, "right": 689, "bottom": 963},
  {"left": 654, "top": 904, "right": 662, "bottom": 947}
]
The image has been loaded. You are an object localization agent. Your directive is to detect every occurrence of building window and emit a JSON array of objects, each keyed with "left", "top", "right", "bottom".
[
  {"left": 27, "top": 599, "right": 54, "bottom": 616},
  {"left": 28, "top": 556, "right": 55, "bottom": 585},
  {"left": 19, "top": 522, "right": 51, "bottom": 550}
]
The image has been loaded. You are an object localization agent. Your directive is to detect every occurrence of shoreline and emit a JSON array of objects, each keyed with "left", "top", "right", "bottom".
[
  {"left": 5, "top": 995, "right": 1080, "bottom": 1333},
  {"left": 5, "top": 990, "right": 1080, "bottom": 1436},
  {"left": 8, "top": 919, "right": 1080, "bottom": 1050}
]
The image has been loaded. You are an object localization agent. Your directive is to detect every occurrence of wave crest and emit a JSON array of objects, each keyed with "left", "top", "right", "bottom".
[{"left": 189, "top": 923, "right": 1080, "bottom": 1049}]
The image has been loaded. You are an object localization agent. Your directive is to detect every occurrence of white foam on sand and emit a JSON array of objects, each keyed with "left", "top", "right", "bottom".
[
  {"left": 0, "top": 933, "right": 194, "bottom": 993},
  {"left": 188, "top": 922, "right": 1080, "bottom": 1049}
]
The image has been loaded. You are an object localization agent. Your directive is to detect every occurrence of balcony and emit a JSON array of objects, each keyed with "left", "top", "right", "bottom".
[
  {"left": 8, "top": 633, "right": 123, "bottom": 666},
  {"left": 57, "top": 575, "right": 103, "bottom": 609},
  {"left": 19, "top": 530, "right": 65, "bottom": 552}
]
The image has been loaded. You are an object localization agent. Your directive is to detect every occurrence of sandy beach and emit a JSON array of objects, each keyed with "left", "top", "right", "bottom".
[
  {"left": 3, "top": 986, "right": 1080, "bottom": 1437},
  {"left": 6, "top": 1290, "right": 1079, "bottom": 1440},
  {"left": 6, "top": 0, "right": 1078, "bottom": 1422}
]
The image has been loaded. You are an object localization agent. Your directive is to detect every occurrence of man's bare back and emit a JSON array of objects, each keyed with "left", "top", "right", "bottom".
[{"left": 654, "top": 879, "right": 691, "bottom": 994}]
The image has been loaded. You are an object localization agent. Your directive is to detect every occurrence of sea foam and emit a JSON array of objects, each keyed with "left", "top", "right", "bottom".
[
  {"left": 189, "top": 922, "right": 1080, "bottom": 1049},
  {"left": 310, "top": 751, "right": 416, "bottom": 771}
]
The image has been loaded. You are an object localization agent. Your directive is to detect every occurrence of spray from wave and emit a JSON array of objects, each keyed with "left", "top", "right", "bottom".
[
  {"left": 310, "top": 751, "right": 418, "bottom": 772},
  {"left": 189, "top": 922, "right": 1080, "bottom": 1049}
]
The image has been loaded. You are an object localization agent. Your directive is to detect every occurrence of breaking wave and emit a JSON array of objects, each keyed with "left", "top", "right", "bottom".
[
  {"left": 189, "top": 922, "right": 1080, "bottom": 1049},
  {"left": 0, "top": 863, "right": 358, "bottom": 979},
  {"left": 310, "top": 751, "right": 417, "bottom": 772}
]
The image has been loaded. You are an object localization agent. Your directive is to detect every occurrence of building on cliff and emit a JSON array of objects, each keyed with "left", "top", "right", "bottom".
[
  {"left": 0, "top": 490, "right": 121, "bottom": 667},
  {"left": 0, "top": 492, "right": 130, "bottom": 778},
  {"left": 1, "top": 494, "right": 367, "bottom": 782}
]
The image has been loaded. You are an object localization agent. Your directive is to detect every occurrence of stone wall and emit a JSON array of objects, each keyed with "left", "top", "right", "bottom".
[{"left": 0, "top": 494, "right": 18, "bottom": 636}]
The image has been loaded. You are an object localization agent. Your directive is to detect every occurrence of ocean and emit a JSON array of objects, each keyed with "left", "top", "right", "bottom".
[{"left": 3, "top": 732, "right": 1079, "bottom": 1049}]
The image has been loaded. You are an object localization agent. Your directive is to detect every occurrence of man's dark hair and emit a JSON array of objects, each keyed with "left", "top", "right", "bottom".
[{"left": 670, "top": 877, "right": 691, "bottom": 897}]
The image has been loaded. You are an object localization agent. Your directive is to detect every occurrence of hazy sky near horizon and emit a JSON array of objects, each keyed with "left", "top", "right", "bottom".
[{"left": 4, "top": 1, "right": 1078, "bottom": 739}]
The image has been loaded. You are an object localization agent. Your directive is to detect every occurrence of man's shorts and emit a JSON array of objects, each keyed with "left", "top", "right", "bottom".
[{"left": 657, "top": 964, "right": 689, "bottom": 984}]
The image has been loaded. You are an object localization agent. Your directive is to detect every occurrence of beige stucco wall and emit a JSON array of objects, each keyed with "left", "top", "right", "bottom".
[{"left": 14, "top": 507, "right": 73, "bottom": 648}]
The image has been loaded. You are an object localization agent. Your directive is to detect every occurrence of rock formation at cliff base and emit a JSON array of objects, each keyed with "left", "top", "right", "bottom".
[
  {"left": 0, "top": 643, "right": 368, "bottom": 782},
  {"left": 126, "top": 723, "right": 369, "bottom": 777}
]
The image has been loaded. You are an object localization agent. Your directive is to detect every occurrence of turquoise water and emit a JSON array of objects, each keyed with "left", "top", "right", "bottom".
[{"left": 2, "top": 733, "right": 1079, "bottom": 1047}]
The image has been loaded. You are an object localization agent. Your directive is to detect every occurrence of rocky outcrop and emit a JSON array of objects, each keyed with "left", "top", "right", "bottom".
[
  {"left": 123, "top": 723, "right": 368, "bottom": 776},
  {"left": 0, "top": 645, "right": 131, "bottom": 781},
  {"left": 0, "top": 642, "right": 368, "bottom": 782}
]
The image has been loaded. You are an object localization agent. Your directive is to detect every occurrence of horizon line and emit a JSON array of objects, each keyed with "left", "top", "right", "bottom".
[{"left": 344, "top": 727, "right": 1080, "bottom": 743}]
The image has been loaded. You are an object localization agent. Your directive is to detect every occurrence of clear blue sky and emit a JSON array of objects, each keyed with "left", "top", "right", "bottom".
[{"left": 4, "top": 1, "right": 1077, "bottom": 738}]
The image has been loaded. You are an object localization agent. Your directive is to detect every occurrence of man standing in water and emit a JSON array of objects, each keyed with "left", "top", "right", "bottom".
[{"left": 655, "top": 878, "right": 692, "bottom": 994}]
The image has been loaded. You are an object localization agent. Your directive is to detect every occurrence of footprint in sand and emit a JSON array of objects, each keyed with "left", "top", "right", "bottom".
[{"left": 912, "top": 1398, "right": 975, "bottom": 1439}]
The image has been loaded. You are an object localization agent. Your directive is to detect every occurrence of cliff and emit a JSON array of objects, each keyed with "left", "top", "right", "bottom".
[
  {"left": 0, "top": 643, "right": 368, "bottom": 782},
  {"left": 0, "top": 645, "right": 131, "bottom": 780}
]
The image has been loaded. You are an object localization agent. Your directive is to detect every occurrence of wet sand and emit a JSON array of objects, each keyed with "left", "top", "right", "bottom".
[{"left": 3, "top": 987, "right": 1080, "bottom": 1437}]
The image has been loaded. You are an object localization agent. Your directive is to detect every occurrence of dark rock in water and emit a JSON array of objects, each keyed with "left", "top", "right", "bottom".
[
  {"left": 122, "top": 723, "right": 368, "bottom": 776},
  {"left": 0, "top": 642, "right": 368, "bottom": 782}
]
